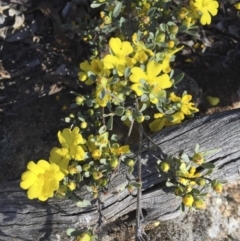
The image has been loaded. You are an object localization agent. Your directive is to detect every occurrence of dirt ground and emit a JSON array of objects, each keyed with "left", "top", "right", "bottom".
[{"left": 1, "top": 0, "right": 240, "bottom": 240}]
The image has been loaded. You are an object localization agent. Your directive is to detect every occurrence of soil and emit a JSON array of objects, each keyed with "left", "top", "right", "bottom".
[{"left": 1, "top": 1, "right": 240, "bottom": 241}]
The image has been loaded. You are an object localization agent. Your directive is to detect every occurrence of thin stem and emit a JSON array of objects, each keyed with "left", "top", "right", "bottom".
[
  {"left": 135, "top": 99, "right": 144, "bottom": 241},
  {"left": 124, "top": 119, "right": 135, "bottom": 145}
]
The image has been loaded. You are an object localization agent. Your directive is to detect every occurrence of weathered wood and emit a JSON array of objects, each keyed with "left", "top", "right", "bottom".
[{"left": 1, "top": 109, "right": 240, "bottom": 240}]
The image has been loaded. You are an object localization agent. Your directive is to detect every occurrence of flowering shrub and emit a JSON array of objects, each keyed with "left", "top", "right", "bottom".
[
  {"left": 157, "top": 144, "right": 226, "bottom": 210},
  {"left": 19, "top": 0, "right": 224, "bottom": 239}
]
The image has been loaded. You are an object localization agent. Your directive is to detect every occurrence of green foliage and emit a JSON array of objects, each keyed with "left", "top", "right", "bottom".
[
  {"left": 20, "top": 0, "right": 223, "bottom": 238},
  {"left": 157, "top": 144, "right": 226, "bottom": 210}
]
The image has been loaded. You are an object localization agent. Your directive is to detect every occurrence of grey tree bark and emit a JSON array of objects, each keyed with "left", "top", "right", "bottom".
[{"left": 1, "top": 109, "right": 240, "bottom": 241}]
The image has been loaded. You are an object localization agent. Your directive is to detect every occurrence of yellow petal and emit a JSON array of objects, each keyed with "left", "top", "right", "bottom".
[
  {"left": 130, "top": 67, "right": 147, "bottom": 83},
  {"left": 109, "top": 37, "right": 122, "bottom": 55},
  {"left": 120, "top": 41, "right": 133, "bottom": 56},
  {"left": 149, "top": 118, "right": 166, "bottom": 132},
  {"left": 147, "top": 61, "right": 163, "bottom": 80},
  {"left": 155, "top": 74, "right": 172, "bottom": 89},
  {"left": 37, "top": 160, "right": 50, "bottom": 171},
  {"left": 70, "top": 145, "right": 85, "bottom": 161},
  {"left": 27, "top": 161, "right": 44, "bottom": 175},
  {"left": 131, "top": 83, "right": 143, "bottom": 96},
  {"left": 103, "top": 55, "right": 118, "bottom": 69},
  {"left": 20, "top": 171, "right": 37, "bottom": 189}
]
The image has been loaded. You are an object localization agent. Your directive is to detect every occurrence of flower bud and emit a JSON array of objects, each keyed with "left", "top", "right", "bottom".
[
  {"left": 212, "top": 182, "right": 222, "bottom": 193},
  {"left": 182, "top": 194, "right": 194, "bottom": 207},
  {"left": 169, "top": 25, "right": 178, "bottom": 34},
  {"left": 126, "top": 159, "right": 135, "bottom": 167},
  {"left": 156, "top": 32, "right": 166, "bottom": 42},
  {"left": 77, "top": 232, "right": 92, "bottom": 241},
  {"left": 136, "top": 115, "right": 144, "bottom": 123},
  {"left": 80, "top": 121, "right": 88, "bottom": 129},
  {"left": 167, "top": 40, "right": 175, "bottom": 48},
  {"left": 110, "top": 158, "right": 119, "bottom": 169},
  {"left": 160, "top": 162, "right": 170, "bottom": 172},
  {"left": 192, "top": 153, "right": 204, "bottom": 165},
  {"left": 193, "top": 199, "right": 206, "bottom": 209},
  {"left": 174, "top": 186, "right": 184, "bottom": 196},
  {"left": 75, "top": 95, "right": 85, "bottom": 105},
  {"left": 92, "top": 149, "right": 102, "bottom": 160},
  {"left": 197, "top": 178, "right": 206, "bottom": 186},
  {"left": 97, "top": 177, "right": 108, "bottom": 187},
  {"left": 68, "top": 182, "right": 76, "bottom": 191},
  {"left": 92, "top": 170, "right": 103, "bottom": 180},
  {"left": 185, "top": 186, "right": 192, "bottom": 193},
  {"left": 83, "top": 164, "right": 91, "bottom": 171}
]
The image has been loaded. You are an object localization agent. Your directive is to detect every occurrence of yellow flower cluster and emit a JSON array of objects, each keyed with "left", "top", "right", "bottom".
[
  {"left": 20, "top": 128, "right": 130, "bottom": 201},
  {"left": 178, "top": 0, "right": 219, "bottom": 26}
]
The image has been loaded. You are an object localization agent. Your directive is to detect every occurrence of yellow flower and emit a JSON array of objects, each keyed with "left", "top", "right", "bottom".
[
  {"left": 78, "top": 59, "right": 110, "bottom": 85},
  {"left": 149, "top": 113, "right": 167, "bottom": 132},
  {"left": 170, "top": 93, "right": 199, "bottom": 115},
  {"left": 162, "top": 46, "right": 184, "bottom": 73},
  {"left": 20, "top": 160, "right": 64, "bottom": 201},
  {"left": 235, "top": 3, "right": 240, "bottom": 10},
  {"left": 103, "top": 37, "right": 134, "bottom": 76},
  {"left": 111, "top": 144, "right": 130, "bottom": 156},
  {"left": 130, "top": 60, "right": 172, "bottom": 97},
  {"left": 50, "top": 127, "right": 86, "bottom": 175},
  {"left": 78, "top": 60, "right": 94, "bottom": 85},
  {"left": 92, "top": 149, "right": 102, "bottom": 160},
  {"left": 193, "top": 0, "right": 219, "bottom": 25},
  {"left": 132, "top": 33, "right": 154, "bottom": 63},
  {"left": 95, "top": 77, "right": 112, "bottom": 107},
  {"left": 183, "top": 194, "right": 194, "bottom": 207}
]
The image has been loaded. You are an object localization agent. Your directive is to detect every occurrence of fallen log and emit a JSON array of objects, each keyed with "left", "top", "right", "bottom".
[{"left": 1, "top": 108, "right": 240, "bottom": 241}]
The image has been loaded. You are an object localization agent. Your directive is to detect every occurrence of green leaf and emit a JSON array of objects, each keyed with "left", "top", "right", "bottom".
[
  {"left": 180, "top": 202, "right": 185, "bottom": 212},
  {"left": 140, "top": 94, "right": 149, "bottom": 102},
  {"left": 205, "top": 169, "right": 213, "bottom": 175},
  {"left": 87, "top": 71, "right": 96, "bottom": 82},
  {"left": 76, "top": 199, "right": 91, "bottom": 208},
  {"left": 147, "top": 7, "right": 157, "bottom": 17},
  {"left": 108, "top": 77, "right": 119, "bottom": 85},
  {"left": 201, "top": 163, "right": 215, "bottom": 169},
  {"left": 181, "top": 153, "right": 190, "bottom": 162},
  {"left": 192, "top": 188, "right": 200, "bottom": 195},
  {"left": 98, "top": 88, "right": 106, "bottom": 100},
  {"left": 100, "top": 158, "right": 107, "bottom": 164},
  {"left": 107, "top": 116, "right": 113, "bottom": 130},
  {"left": 121, "top": 115, "right": 127, "bottom": 121},
  {"left": 119, "top": 16, "right": 126, "bottom": 27},
  {"left": 111, "top": 134, "right": 118, "bottom": 142},
  {"left": 70, "top": 103, "right": 79, "bottom": 109},
  {"left": 113, "top": 1, "right": 122, "bottom": 18},
  {"left": 98, "top": 125, "right": 107, "bottom": 134},
  {"left": 66, "top": 228, "right": 76, "bottom": 236},
  {"left": 196, "top": 192, "right": 208, "bottom": 197},
  {"left": 124, "top": 66, "right": 131, "bottom": 79},
  {"left": 178, "top": 25, "right": 188, "bottom": 32},
  {"left": 130, "top": 181, "right": 142, "bottom": 188},
  {"left": 139, "top": 103, "right": 147, "bottom": 112},
  {"left": 202, "top": 148, "right": 221, "bottom": 156},
  {"left": 115, "top": 106, "right": 125, "bottom": 116},
  {"left": 174, "top": 72, "right": 185, "bottom": 85},
  {"left": 90, "top": 2, "right": 103, "bottom": 8},
  {"left": 84, "top": 172, "right": 90, "bottom": 177},
  {"left": 166, "top": 181, "right": 174, "bottom": 187},
  {"left": 77, "top": 112, "right": 85, "bottom": 121},
  {"left": 195, "top": 144, "right": 200, "bottom": 153}
]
